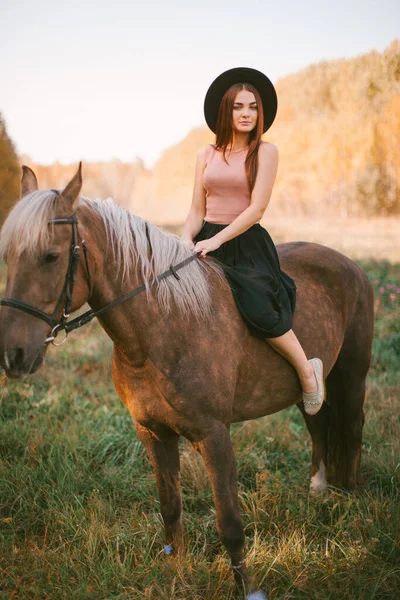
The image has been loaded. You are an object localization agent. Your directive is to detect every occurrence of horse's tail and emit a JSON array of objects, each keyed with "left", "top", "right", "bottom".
[
  {"left": 325, "top": 374, "right": 358, "bottom": 488},
  {"left": 326, "top": 266, "right": 374, "bottom": 489}
]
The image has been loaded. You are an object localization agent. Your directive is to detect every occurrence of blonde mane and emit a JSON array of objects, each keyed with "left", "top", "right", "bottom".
[
  {"left": 0, "top": 190, "right": 58, "bottom": 259},
  {"left": 0, "top": 191, "right": 224, "bottom": 319}
]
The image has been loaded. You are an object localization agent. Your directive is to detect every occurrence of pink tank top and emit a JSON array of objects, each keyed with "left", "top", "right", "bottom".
[{"left": 203, "top": 144, "right": 250, "bottom": 224}]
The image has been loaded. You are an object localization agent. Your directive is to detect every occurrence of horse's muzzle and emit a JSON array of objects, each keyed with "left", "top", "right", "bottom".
[{"left": 1, "top": 345, "right": 45, "bottom": 379}]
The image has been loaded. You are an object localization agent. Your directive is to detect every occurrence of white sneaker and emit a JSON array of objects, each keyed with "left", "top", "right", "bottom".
[{"left": 302, "top": 357, "right": 325, "bottom": 416}]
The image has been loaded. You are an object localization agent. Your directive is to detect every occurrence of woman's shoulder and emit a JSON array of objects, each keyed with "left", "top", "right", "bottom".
[
  {"left": 259, "top": 141, "right": 278, "bottom": 153},
  {"left": 197, "top": 145, "right": 216, "bottom": 166},
  {"left": 259, "top": 141, "right": 279, "bottom": 161},
  {"left": 197, "top": 144, "right": 215, "bottom": 157}
]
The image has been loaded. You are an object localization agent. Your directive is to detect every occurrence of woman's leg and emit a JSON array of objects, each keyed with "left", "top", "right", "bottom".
[{"left": 265, "top": 329, "right": 317, "bottom": 393}]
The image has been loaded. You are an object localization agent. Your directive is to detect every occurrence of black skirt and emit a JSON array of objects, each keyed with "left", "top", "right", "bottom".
[{"left": 194, "top": 221, "right": 297, "bottom": 338}]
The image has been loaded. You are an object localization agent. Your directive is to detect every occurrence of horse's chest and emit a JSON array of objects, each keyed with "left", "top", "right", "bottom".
[{"left": 112, "top": 357, "right": 221, "bottom": 437}]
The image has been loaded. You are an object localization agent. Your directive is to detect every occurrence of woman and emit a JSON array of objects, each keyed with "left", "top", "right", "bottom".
[{"left": 181, "top": 67, "right": 324, "bottom": 415}]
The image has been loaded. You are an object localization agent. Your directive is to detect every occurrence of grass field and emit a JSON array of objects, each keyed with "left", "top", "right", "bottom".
[{"left": 0, "top": 259, "right": 399, "bottom": 600}]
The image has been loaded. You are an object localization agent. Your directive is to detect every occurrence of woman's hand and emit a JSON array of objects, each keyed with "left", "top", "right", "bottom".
[{"left": 193, "top": 236, "right": 222, "bottom": 258}]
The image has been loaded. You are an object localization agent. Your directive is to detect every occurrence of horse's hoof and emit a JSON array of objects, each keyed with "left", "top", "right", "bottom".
[
  {"left": 310, "top": 480, "right": 328, "bottom": 495},
  {"left": 246, "top": 593, "right": 268, "bottom": 600},
  {"left": 309, "top": 460, "right": 327, "bottom": 495}
]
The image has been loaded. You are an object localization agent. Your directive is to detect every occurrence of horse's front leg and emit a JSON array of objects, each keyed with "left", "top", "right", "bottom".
[
  {"left": 193, "top": 422, "right": 257, "bottom": 598},
  {"left": 135, "top": 423, "right": 183, "bottom": 554}
]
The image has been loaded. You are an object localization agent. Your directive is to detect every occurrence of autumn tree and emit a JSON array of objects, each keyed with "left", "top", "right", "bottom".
[{"left": 0, "top": 114, "right": 20, "bottom": 227}]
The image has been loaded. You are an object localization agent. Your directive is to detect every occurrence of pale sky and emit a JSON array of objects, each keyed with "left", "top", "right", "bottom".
[{"left": 1, "top": 0, "right": 399, "bottom": 168}]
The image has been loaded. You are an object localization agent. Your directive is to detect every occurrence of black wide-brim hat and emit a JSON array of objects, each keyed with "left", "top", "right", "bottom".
[{"left": 204, "top": 67, "right": 277, "bottom": 134}]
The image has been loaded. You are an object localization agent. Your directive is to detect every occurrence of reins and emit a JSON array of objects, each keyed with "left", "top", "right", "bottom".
[
  {"left": 0, "top": 211, "right": 199, "bottom": 347},
  {"left": 51, "top": 252, "right": 198, "bottom": 342}
]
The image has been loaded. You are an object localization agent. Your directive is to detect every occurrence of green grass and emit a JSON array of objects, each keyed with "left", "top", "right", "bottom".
[{"left": 0, "top": 261, "right": 399, "bottom": 599}]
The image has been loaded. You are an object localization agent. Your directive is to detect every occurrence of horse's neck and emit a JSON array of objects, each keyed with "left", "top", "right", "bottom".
[
  {"left": 86, "top": 240, "right": 162, "bottom": 364},
  {"left": 80, "top": 209, "right": 218, "bottom": 366}
]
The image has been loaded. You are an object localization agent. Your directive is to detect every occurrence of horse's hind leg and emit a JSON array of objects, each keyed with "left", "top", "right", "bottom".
[
  {"left": 297, "top": 402, "right": 330, "bottom": 494},
  {"left": 193, "top": 422, "right": 253, "bottom": 596},
  {"left": 135, "top": 423, "right": 183, "bottom": 554}
]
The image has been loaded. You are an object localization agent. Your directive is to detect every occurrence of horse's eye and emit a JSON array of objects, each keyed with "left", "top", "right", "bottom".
[{"left": 44, "top": 252, "right": 60, "bottom": 264}]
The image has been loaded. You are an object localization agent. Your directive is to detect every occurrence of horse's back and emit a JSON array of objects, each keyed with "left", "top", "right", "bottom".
[
  {"left": 278, "top": 241, "right": 373, "bottom": 319},
  {"left": 278, "top": 241, "right": 370, "bottom": 286}
]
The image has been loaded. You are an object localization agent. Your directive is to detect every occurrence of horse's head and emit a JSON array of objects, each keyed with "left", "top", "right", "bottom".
[{"left": 0, "top": 164, "right": 91, "bottom": 378}]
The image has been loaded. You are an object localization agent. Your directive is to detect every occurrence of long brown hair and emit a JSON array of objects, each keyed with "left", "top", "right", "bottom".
[{"left": 214, "top": 83, "right": 264, "bottom": 192}]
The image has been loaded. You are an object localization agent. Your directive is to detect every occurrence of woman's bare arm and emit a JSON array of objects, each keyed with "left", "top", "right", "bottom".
[{"left": 181, "top": 147, "right": 207, "bottom": 243}]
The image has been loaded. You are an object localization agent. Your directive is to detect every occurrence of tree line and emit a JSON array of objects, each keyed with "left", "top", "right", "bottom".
[{"left": 0, "top": 115, "right": 19, "bottom": 228}]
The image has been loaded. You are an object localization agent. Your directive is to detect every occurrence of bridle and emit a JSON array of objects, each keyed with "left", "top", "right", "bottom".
[
  {"left": 0, "top": 210, "right": 199, "bottom": 347},
  {"left": 1, "top": 212, "right": 91, "bottom": 346}
]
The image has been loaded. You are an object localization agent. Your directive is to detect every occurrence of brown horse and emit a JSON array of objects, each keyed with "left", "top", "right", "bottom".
[{"left": 0, "top": 165, "right": 374, "bottom": 598}]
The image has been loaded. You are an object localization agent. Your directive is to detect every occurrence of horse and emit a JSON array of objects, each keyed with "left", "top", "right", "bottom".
[{"left": 0, "top": 165, "right": 374, "bottom": 598}]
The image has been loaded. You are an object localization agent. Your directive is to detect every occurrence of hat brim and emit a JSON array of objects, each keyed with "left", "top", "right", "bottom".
[{"left": 204, "top": 67, "right": 277, "bottom": 134}]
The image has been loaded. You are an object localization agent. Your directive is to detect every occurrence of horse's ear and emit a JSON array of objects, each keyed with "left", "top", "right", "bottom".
[
  {"left": 60, "top": 162, "right": 83, "bottom": 209},
  {"left": 21, "top": 165, "right": 38, "bottom": 198}
]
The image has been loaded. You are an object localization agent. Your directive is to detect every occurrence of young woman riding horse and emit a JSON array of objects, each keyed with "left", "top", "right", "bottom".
[
  {"left": 0, "top": 69, "right": 374, "bottom": 599},
  {"left": 181, "top": 67, "right": 324, "bottom": 416}
]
